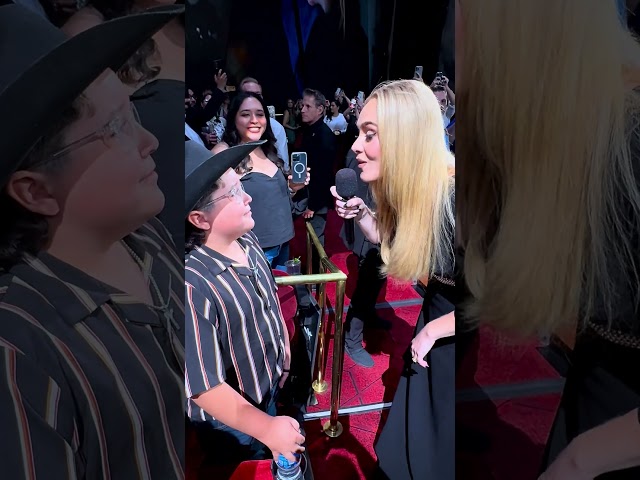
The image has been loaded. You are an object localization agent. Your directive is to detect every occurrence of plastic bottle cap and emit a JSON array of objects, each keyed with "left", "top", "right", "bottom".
[{"left": 277, "top": 453, "right": 300, "bottom": 469}]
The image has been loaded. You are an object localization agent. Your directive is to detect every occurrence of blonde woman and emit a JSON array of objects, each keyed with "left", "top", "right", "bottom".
[
  {"left": 457, "top": 0, "right": 640, "bottom": 478},
  {"left": 331, "top": 79, "right": 456, "bottom": 479}
]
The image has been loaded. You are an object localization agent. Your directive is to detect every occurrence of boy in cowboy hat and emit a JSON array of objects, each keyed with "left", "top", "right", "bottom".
[
  {"left": 184, "top": 140, "right": 306, "bottom": 467},
  {"left": 0, "top": 4, "right": 185, "bottom": 478}
]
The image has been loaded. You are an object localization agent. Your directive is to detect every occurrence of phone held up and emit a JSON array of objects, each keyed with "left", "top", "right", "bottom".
[
  {"left": 291, "top": 152, "right": 308, "bottom": 184},
  {"left": 414, "top": 65, "right": 424, "bottom": 79}
]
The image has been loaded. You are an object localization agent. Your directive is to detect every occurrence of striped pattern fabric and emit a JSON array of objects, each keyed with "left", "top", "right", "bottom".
[
  {"left": 185, "top": 232, "right": 286, "bottom": 422},
  {"left": 0, "top": 219, "right": 185, "bottom": 480}
]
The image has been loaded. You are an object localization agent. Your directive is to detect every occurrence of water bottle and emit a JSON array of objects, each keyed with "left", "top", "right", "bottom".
[{"left": 275, "top": 453, "right": 303, "bottom": 480}]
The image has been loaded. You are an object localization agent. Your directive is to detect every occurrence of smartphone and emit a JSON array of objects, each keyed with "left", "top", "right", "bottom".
[
  {"left": 357, "top": 91, "right": 364, "bottom": 102},
  {"left": 335, "top": 87, "right": 342, "bottom": 97},
  {"left": 267, "top": 105, "right": 276, "bottom": 118},
  {"left": 415, "top": 65, "right": 424, "bottom": 78},
  {"left": 213, "top": 58, "right": 223, "bottom": 72},
  {"left": 291, "top": 152, "right": 308, "bottom": 184}
]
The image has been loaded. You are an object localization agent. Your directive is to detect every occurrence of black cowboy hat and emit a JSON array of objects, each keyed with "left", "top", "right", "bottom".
[
  {"left": 0, "top": 3, "right": 184, "bottom": 187},
  {"left": 185, "top": 139, "right": 266, "bottom": 215}
]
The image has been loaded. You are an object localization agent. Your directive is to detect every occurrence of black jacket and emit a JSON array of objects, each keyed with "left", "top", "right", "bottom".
[
  {"left": 339, "top": 150, "right": 379, "bottom": 257},
  {"left": 295, "top": 118, "right": 337, "bottom": 212}
]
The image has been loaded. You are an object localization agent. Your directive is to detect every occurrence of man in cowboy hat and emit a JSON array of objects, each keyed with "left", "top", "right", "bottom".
[
  {"left": 0, "top": 4, "right": 185, "bottom": 478},
  {"left": 184, "top": 140, "right": 306, "bottom": 467}
]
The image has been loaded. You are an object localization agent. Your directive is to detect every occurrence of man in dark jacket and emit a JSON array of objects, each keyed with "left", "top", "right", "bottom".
[{"left": 295, "top": 88, "right": 337, "bottom": 252}]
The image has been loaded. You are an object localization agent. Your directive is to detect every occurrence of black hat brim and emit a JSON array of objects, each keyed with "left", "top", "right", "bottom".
[
  {"left": 185, "top": 140, "right": 266, "bottom": 216},
  {"left": 0, "top": 4, "right": 184, "bottom": 186}
]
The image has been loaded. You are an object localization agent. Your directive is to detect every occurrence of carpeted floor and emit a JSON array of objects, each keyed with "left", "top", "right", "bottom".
[{"left": 296, "top": 212, "right": 564, "bottom": 480}]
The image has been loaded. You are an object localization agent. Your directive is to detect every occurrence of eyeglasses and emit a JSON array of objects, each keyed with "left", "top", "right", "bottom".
[
  {"left": 51, "top": 102, "right": 142, "bottom": 159},
  {"left": 203, "top": 182, "right": 246, "bottom": 208}
]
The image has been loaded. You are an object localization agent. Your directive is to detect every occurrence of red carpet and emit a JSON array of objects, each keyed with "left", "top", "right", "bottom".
[
  {"left": 456, "top": 326, "right": 561, "bottom": 389},
  {"left": 291, "top": 212, "right": 422, "bottom": 413},
  {"left": 304, "top": 411, "right": 388, "bottom": 480}
]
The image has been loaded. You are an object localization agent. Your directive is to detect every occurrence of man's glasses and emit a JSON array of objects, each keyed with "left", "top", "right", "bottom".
[
  {"left": 203, "top": 182, "right": 246, "bottom": 208},
  {"left": 51, "top": 102, "right": 142, "bottom": 159}
]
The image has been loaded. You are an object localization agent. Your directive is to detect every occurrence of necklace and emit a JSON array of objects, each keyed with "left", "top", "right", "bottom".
[
  {"left": 121, "top": 241, "right": 179, "bottom": 333},
  {"left": 247, "top": 251, "right": 260, "bottom": 281}
]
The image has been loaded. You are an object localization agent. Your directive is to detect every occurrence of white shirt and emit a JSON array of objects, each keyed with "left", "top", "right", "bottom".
[
  {"left": 269, "top": 118, "right": 289, "bottom": 170},
  {"left": 324, "top": 113, "right": 348, "bottom": 133},
  {"left": 185, "top": 122, "right": 205, "bottom": 147}
]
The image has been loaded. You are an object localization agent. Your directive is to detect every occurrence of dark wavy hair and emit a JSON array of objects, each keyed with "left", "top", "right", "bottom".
[
  {"left": 88, "top": 0, "right": 160, "bottom": 85},
  {"left": 222, "top": 92, "right": 285, "bottom": 174},
  {"left": 185, "top": 183, "right": 221, "bottom": 254},
  {"left": 0, "top": 97, "right": 89, "bottom": 271}
]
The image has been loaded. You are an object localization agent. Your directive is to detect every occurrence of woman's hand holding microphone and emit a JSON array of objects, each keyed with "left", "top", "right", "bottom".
[{"left": 330, "top": 186, "right": 365, "bottom": 220}]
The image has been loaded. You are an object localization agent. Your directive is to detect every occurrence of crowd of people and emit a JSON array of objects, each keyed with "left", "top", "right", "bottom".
[
  {"left": 3, "top": 1, "right": 639, "bottom": 480},
  {"left": 183, "top": 59, "right": 457, "bottom": 478}
]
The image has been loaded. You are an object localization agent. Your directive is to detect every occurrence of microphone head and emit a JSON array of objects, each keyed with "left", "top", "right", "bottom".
[{"left": 335, "top": 168, "right": 358, "bottom": 199}]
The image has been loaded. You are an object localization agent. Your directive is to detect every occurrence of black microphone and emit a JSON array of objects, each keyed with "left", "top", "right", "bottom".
[{"left": 335, "top": 168, "right": 359, "bottom": 245}]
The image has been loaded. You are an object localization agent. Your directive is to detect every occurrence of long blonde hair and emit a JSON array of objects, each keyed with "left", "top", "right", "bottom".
[
  {"left": 458, "top": 0, "right": 640, "bottom": 336},
  {"left": 367, "top": 79, "right": 455, "bottom": 282}
]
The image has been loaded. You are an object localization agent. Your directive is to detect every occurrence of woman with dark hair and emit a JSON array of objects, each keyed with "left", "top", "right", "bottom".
[
  {"left": 62, "top": 0, "right": 188, "bottom": 252},
  {"left": 282, "top": 98, "right": 299, "bottom": 146},
  {"left": 212, "top": 92, "right": 310, "bottom": 268},
  {"left": 324, "top": 99, "right": 347, "bottom": 134}
]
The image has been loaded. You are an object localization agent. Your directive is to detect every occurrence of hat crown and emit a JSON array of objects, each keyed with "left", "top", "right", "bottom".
[{"left": 0, "top": 5, "right": 67, "bottom": 96}]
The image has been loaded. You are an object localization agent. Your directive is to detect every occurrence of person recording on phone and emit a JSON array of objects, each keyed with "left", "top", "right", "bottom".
[
  {"left": 296, "top": 88, "right": 338, "bottom": 260},
  {"left": 186, "top": 68, "right": 229, "bottom": 134},
  {"left": 331, "top": 79, "right": 455, "bottom": 479},
  {"left": 211, "top": 92, "right": 310, "bottom": 268},
  {"left": 239, "top": 77, "right": 290, "bottom": 170}
]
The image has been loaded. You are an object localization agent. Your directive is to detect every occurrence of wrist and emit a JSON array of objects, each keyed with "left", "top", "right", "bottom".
[
  {"left": 356, "top": 205, "right": 371, "bottom": 222},
  {"left": 569, "top": 434, "right": 602, "bottom": 477},
  {"left": 422, "top": 323, "right": 439, "bottom": 342}
]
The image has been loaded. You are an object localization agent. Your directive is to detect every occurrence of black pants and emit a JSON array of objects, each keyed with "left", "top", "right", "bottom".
[
  {"left": 307, "top": 208, "right": 328, "bottom": 274},
  {"left": 344, "top": 248, "right": 386, "bottom": 350}
]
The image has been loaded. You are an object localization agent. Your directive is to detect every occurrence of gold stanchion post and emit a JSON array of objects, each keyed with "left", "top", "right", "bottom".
[
  {"left": 312, "top": 280, "right": 328, "bottom": 393},
  {"left": 323, "top": 278, "right": 346, "bottom": 438}
]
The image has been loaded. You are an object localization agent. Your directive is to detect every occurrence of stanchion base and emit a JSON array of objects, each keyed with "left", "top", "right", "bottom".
[
  {"left": 322, "top": 420, "right": 343, "bottom": 438},
  {"left": 312, "top": 380, "right": 328, "bottom": 393}
]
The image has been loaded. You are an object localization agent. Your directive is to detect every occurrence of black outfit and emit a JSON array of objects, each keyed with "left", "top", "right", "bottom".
[
  {"left": 293, "top": 118, "right": 337, "bottom": 251},
  {"left": 457, "top": 133, "right": 640, "bottom": 477},
  {"left": 240, "top": 168, "right": 295, "bottom": 248},
  {"left": 340, "top": 150, "right": 386, "bottom": 351},
  {"left": 185, "top": 86, "right": 226, "bottom": 134},
  {"left": 541, "top": 141, "right": 640, "bottom": 478},
  {"left": 375, "top": 190, "right": 456, "bottom": 480},
  {"left": 133, "top": 79, "right": 185, "bottom": 252}
]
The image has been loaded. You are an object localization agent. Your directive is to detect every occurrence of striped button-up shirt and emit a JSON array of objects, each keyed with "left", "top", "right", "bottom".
[
  {"left": 185, "top": 232, "right": 286, "bottom": 422},
  {"left": 0, "top": 219, "right": 185, "bottom": 480}
]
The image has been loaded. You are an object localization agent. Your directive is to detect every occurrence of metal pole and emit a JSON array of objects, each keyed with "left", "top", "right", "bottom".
[
  {"left": 323, "top": 279, "right": 346, "bottom": 437},
  {"left": 311, "top": 280, "right": 328, "bottom": 393}
]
